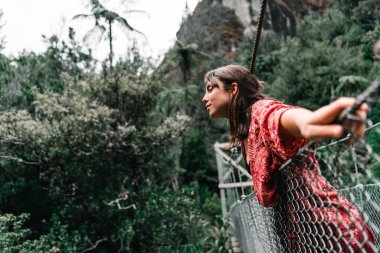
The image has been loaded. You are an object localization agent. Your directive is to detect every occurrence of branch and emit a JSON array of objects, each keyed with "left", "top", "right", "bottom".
[
  {"left": 0, "top": 155, "right": 40, "bottom": 165},
  {"left": 104, "top": 192, "right": 136, "bottom": 210},
  {"left": 81, "top": 238, "right": 108, "bottom": 253}
]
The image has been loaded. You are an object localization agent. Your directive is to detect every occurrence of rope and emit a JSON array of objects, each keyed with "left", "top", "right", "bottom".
[{"left": 249, "top": 0, "right": 268, "bottom": 73}]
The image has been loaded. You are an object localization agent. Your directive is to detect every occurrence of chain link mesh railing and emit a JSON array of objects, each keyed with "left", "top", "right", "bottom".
[{"left": 217, "top": 78, "right": 380, "bottom": 252}]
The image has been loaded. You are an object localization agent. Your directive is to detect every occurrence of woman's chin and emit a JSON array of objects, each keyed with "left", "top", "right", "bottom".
[
  {"left": 207, "top": 108, "right": 227, "bottom": 118},
  {"left": 208, "top": 110, "right": 217, "bottom": 118}
]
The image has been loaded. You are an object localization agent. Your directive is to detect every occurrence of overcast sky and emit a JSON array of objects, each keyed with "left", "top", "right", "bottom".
[{"left": 0, "top": 0, "right": 200, "bottom": 61}]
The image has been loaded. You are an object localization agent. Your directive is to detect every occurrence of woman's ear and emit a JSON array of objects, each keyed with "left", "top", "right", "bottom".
[{"left": 231, "top": 82, "right": 238, "bottom": 96}]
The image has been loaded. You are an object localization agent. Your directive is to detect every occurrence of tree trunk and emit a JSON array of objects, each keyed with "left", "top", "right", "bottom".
[
  {"left": 107, "top": 20, "right": 120, "bottom": 109},
  {"left": 108, "top": 20, "right": 113, "bottom": 69}
]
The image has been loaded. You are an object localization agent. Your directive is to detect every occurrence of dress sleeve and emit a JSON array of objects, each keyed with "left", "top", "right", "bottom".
[{"left": 256, "top": 100, "right": 308, "bottom": 161}]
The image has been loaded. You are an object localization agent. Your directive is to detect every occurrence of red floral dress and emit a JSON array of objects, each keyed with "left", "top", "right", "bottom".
[{"left": 242, "top": 99, "right": 375, "bottom": 252}]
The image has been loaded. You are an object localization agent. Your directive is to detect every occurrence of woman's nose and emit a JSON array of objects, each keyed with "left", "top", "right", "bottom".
[{"left": 202, "top": 94, "right": 208, "bottom": 104}]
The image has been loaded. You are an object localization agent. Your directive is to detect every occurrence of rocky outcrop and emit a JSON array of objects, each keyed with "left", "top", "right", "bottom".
[
  {"left": 174, "top": 0, "right": 332, "bottom": 67},
  {"left": 177, "top": 3, "right": 244, "bottom": 60},
  {"left": 193, "top": 0, "right": 332, "bottom": 37}
]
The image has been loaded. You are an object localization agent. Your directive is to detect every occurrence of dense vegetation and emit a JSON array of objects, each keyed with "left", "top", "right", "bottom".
[{"left": 0, "top": 0, "right": 379, "bottom": 252}]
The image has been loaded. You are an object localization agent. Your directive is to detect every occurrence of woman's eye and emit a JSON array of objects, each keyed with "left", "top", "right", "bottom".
[{"left": 207, "top": 85, "right": 215, "bottom": 92}]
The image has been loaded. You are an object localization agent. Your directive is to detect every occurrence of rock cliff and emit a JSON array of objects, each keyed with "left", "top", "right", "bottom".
[
  {"left": 194, "top": 0, "right": 332, "bottom": 36},
  {"left": 175, "top": 0, "right": 331, "bottom": 63}
]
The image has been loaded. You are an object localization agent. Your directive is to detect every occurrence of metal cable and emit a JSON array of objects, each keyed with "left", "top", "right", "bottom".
[{"left": 249, "top": 0, "right": 268, "bottom": 73}]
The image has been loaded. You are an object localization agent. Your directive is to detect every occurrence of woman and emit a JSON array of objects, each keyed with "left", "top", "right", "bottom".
[{"left": 202, "top": 65, "right": 375, "bottom": 252}]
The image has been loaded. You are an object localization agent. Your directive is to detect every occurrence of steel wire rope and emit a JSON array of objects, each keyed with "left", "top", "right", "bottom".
[{"left": 249, "top": 0, "right": 268, "bottom": 73}]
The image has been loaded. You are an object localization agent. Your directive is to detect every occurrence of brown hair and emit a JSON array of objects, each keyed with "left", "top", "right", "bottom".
[{"left": 204, "top": 65, "right": 265, "bottom": 147}]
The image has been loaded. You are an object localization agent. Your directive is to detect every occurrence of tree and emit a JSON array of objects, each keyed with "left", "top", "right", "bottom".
[
  {"left": 0, "top": 9, "right": 5, "bottom": 51},
  {"left": 172, "top": 40, "right": 209, "bottom": 83},
  {"left": 73, "top": 0, "right": 145, "bottom": 68},
  {"left": 0, "top": 30, "right": 93, "bottom": 110}
]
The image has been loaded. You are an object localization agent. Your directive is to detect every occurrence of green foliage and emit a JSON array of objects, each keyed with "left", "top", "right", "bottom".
[
  {"left": 234, "top": 3, "right": 379, "bottom": 110},
  {"left": 0, "top": 53, "right": 13, "bottom": 99},
  {"left": 0, "top": 213, "right": 86, "bottom": 253},
  {"left": 269, "top": 39, "right": 370, "bottom": 108},
  {"left": 234, "top": 0, "right": 380, "bottom": 185},
  {"left": 0, "top": 35, "right": 224, "bottom": 251},
  {"left": 131, "top": 186, "right": 207, "bottom": 252},
  {"left": 201, "top": 216, "right": 233, "bottom": 253},
  {"left": 0, "top": 213, "right": 31, "bottom": 252},
  {"left": 234, "top": 31, "right": 282, "bottom": 84},
  {"left": 181, "top": 128, "right": 216, "bottom": 186},
  {"left": 0, "top": 31, "right": 93, "bottom": 110},
  {"left": 335, "top": 75, "right": 370, "bottom": 97},
  {"left": 0, "top": 44, "right": 201, "bottom": 251},
  {"left": 368, "top": 106, "right": 380, "bottom": 179},
  {"left": 2, "top": 0, "right": 379, "bottom": 252}
]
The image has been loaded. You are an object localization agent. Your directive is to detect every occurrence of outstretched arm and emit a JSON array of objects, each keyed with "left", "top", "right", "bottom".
[{"left": 279, "top": 97, "right": 368, "bottom": 141}]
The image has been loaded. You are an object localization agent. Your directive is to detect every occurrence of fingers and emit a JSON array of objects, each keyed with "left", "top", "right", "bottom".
[
  {"left": 351, "top": 121, "right": 366, "bottom": 138},
  {"left": 350, "top": 104, "right": 367, "bottom": 138},
  {"left": 359, "top": 102, "right": 369, "bottom": 113}
]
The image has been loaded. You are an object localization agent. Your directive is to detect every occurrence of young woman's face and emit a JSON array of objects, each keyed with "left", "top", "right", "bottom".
[{"left": 202, "top": 77, "right": 231, "bottom": 118}]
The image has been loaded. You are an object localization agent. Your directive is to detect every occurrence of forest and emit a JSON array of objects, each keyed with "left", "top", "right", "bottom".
[{"left": 0, "top": 0, "right": 379, "bottom": 252}]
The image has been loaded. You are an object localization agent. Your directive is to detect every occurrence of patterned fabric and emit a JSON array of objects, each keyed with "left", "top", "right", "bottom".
[{"left": 242, "top": 99, "right": 375, "bottom": 252}]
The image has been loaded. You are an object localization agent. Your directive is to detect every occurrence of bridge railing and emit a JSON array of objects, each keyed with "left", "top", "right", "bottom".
[{"left": 215, "top": 121, "right": 380, "bottom": 252}]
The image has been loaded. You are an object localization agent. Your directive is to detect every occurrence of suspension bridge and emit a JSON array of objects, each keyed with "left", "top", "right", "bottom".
[{"left": 216, "top": 79, "right": 380, "bottom": 252}]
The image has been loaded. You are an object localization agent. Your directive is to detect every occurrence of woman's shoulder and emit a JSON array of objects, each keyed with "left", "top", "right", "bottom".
[{"left": 251, "top": 99, "right": 284, "bottom": 112}]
